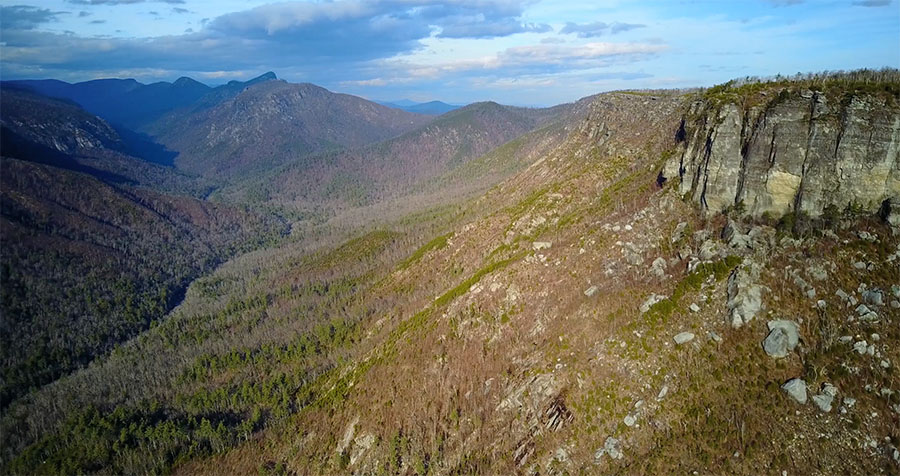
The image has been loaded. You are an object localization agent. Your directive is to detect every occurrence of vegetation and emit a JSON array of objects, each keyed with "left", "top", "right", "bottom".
[
  {"left": 0, "top": 157, "right": 280, "bottom": 409},
  {"left": 702, "top": 67, "right": 900, "bottom": 109},
  {"left": 3, "top": 69, "right": 898, "bottom": 475}
]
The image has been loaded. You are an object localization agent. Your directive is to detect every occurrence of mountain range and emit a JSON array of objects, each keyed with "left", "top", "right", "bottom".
[{"left": 1, "top": 69, "right": 899, "bottom": 476}]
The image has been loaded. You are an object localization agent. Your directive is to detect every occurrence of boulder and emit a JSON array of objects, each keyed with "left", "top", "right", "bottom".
[
  {"left": 807, "top": 265, "right": 828, "bottom": 281},
  {"left": 862, "top": 289, "right": 884, "bottom": 306},
  {"left": 726, "top": 263, "right": 763, "bottom": 328},
  {"left": 657, "top": 385, "right": 669, "bottom": 400},
  {"left": 651, "top": 257, "right": 667, "bottom": 278},
  {"left": 812, "top": 384, "right": 838, "bottom": 413},
  {"left": 782, "top": 378, "right": 808, "bottom": 404},
  {"left": 699, "top": 240, "right": 720, "bottom": 261},
  {"left": 674, "top": 332, "right": 695, "bottom": 345},
  {"left": 882, "top": 197, "right": 900, "bottom": 226},
  {"left": 605, "top": 437, "right": 623, "bottom": 460},
  {"left": 672, "top": 222, "right": 688, "bottom": 243},
  {"left": 721, "top": 219, "right": 742, "bottom": 242},
  {"left": 812, "top": 394, "right": 833, "bottom": 413},
  {"left": 584, "top": 285, "right": 599, "bottom": 297},
  {"left": 762, "top": 320, "right": 800, "bottom": 358},
  {"left": 625, "top": 251, "right": 644, "bottom": 266},
  {"left": 595, "top": 436, "right": 623, "bottom": 462},
  {"left": 835, "top": 289, "right": 850, "bottom": 302}
]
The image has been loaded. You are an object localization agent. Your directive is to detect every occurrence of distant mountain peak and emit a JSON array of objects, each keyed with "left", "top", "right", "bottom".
[
  {"left": 173, "top": 76, "right": 205, "bottom": 87},
  {"left": 226, "top": 72, "right": 277, "bottom": 88},
  {"left": 248, "top": 71, "right": 277, "bottom": 84},
  {"left": 378, "top": 99, "right": 461, "bottom": 115}
]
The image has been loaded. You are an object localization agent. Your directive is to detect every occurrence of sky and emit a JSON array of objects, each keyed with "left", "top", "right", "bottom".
[{"left": 0, "top": 0, "right": 898, "bottom": 106}]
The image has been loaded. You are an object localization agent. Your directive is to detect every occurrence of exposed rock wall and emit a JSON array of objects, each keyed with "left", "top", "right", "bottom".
[{"left": 663, "top": 90, "right": 900, "bottom": 218}]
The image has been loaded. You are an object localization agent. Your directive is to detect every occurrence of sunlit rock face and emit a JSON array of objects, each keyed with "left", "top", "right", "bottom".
[{"left": 664, "top": 90, "right": 900, "bottom": 219}]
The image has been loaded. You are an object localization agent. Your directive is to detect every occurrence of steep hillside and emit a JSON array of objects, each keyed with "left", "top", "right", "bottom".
[
  {"left": 216, "top": 101, "right": 575, "bottom": 215},
  {"left": 0, "top": 88, "right": 211, "bottom": 196},
  {"left": 0, "top": 89, "right": 282, "bottom": 411},
  {"left": 148, "top": 80, "right": 433, "bottom": 180}
]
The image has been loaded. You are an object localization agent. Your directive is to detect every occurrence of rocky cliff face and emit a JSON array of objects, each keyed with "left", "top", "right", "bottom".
[{"left": 663, "top": 89, "right": 900, "bottom": 220}]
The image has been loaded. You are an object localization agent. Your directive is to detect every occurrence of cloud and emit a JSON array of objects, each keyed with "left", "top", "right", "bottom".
[
  {"left": 210, "top": 0, "right": 543, "bottom": 40},
  {"left": 361, "top": 40, "right": 667, "bottom": 84},
  {"left": 560, "top": 21, "right": 645, "bottom": 38},
  {"left": 0, "top": 0, "right": 665, "bottom": 99},
  {"left": 89, "top": 19, "right": 106, "bottom": 24},
  {"left": 437, "top": 21, "right": 551, "bottom": 38},
  {"left": 79, "top": 11, "right": 91, "bottom": 17},
  {"left": 67, "top": 0, "right": 184, "bottom": 4},
  {"left": 0, "top": 5, "right": 68, "bottom": 30},
  {"left": 852, "top": 0, "right": 892, "bottom": 5},
  {"left": 172, "top": 7, "right": 190, "bottom": 14},
  {"left": 763, "top": 0, "right": 805, "bottom": 5}
]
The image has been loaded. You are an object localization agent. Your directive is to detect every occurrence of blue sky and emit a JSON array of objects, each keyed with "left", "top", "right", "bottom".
[{"left": 1, "top": 0, "right": 898, "bottom": 105}]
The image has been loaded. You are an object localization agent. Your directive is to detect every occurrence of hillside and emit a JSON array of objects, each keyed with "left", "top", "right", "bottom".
[
  {"left": 0, "top": 88, "right": 211, "bottom": 196},
  {"left": 178, "top": 79, "right": 900, "bottom": 475},
  {"left": 215, "top": 101, "right": 576, "bottom": 216},
  {"left": 0, "top": 89, "right": 282, "bottom": 411},
  {"left": 2, "top": 73, "right": 899, "bottom": 476},
  {"left": 147, "top": 80, "right": 433, "bottom": 181},
  {"left": 4, "top": 76, "right": 211, "bottom": 130}
]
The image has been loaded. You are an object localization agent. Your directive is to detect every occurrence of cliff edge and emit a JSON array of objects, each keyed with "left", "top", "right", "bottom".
[{"left": 662, "top": 78, "right": 900, "bottom": 223}]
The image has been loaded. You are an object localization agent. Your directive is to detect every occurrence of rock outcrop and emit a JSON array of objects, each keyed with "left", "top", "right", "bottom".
[{"left": 663, "top": 88, "right": 900, "bottom": 219}]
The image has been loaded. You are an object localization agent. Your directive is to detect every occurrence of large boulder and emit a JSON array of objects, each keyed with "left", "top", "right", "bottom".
[
  {"left": 762, "top": 320, "right": 800, "bottom": 358},
  {"left": 782, "top": 378, "right": 808, "bottom": 405}
]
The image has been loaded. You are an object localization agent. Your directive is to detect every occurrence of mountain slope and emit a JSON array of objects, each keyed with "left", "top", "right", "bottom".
[
  {"left": 4, "top": 77, "right": 211, "bottom": 129},
  {"left": 216, "top": 101, "right": 575, "bottom": 213},
  {"left": 0, "top": 87, "right": 210, "bottom": 196},
  {"left": 148, "top": 80, "right": 433, "bottom": 180},
  {"left": 0, "top": 89, "right": 281, "bottom": 410},
  {"left": 3, "top": 73, "right": 899, "bottom": 476},
  {"left": 183, "top": 81, "right": 900, "bottom": 476}
]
